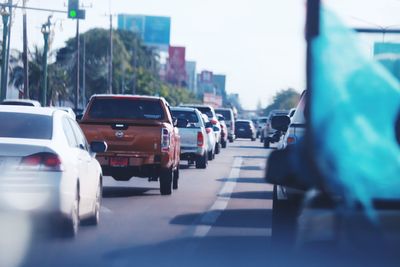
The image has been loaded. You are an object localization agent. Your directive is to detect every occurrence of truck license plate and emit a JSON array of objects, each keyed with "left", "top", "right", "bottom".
[{"left": 110, "top": 157, "right": 129, "bottom": 167}]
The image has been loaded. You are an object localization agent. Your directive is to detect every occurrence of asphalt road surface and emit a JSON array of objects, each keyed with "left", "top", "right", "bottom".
[{"left": 10, "top": 139, "right": 275, "bottom": 267}]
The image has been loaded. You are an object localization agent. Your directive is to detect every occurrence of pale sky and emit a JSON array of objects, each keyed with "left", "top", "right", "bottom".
[{"left": 6, "top": 0, "right": 400, "bottom": 109}]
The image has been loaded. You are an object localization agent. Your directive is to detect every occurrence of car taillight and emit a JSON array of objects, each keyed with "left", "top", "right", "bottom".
[
  {"left": 286, "top": 136, "right": 296, "bottom": 145},
  {"left": 210, "top": 119, "right": 218, "bottom": 125},
  {"left": 206, "top": 128, "right": 212, "bottom": 134},
  {"left": 161, "top": 128, "right": 171, "bottom": 152},
  {"left": 197, "top": 132, "right": 204, "bottom": 147},
  {"left": 20, "top": 152, "right": 63, "bottom": 172}
]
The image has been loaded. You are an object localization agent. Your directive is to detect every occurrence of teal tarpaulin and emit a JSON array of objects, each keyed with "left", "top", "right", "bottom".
[{"left": 311, "top": 9, "right": 400, "bottom": 211}]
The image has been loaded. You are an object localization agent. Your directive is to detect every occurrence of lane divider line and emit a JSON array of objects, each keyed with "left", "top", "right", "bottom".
[{"left": 193, "top": 157, "right": 243, "bottom": 238}]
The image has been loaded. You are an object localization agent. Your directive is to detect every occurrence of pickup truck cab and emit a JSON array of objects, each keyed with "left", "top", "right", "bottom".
[{"left": 79, "top": 95, "right": 181, "bottom": 195}]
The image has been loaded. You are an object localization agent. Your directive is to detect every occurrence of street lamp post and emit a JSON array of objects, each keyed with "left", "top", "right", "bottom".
[
  {"left": 0, "top": 7, "right": 9, "bottom": 101},
  {"left": 41, "top": 16, "right": 51, "bottom": 106}
]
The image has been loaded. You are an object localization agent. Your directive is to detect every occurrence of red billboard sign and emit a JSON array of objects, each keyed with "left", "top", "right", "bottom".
[{"left": 166, "top": 46, "right": 187, "bottom": 85}]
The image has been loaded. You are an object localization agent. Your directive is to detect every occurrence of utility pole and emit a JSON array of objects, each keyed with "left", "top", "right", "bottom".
[
  {"left": 22, "top": 0, "right": 28, "bottom": 98},
  {"left": 75, "top": 19, "right": 80, "bottom": 109},
  {"left": 0, "top": 6, "right": 9, "bottom": 101},
  {"left": 132, "top": 38, "right": 137, "bottom": 95},
  {"left": 40, "top": 16, "right": 51, "bottom": 106},
  {"left": 108, "top": 14, "right": 113, "bottom": 94},
  {"left": 82, "top": 33, "right": 86, "bottom": 107},
  {"left": 3, "top": 0, "right": 12, "bottom": 98}
]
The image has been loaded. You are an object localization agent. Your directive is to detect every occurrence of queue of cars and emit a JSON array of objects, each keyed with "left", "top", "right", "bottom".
[{"left": 0, "top": 97, "right": 235, "bottom": 238}]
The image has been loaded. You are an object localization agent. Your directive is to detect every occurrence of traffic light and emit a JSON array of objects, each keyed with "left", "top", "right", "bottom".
[
  {"left": 68, "top": 0, "right": 86, "bottom": 20},
  {"left": 68, "top": 0, "right": 79, "bottom": 19}
]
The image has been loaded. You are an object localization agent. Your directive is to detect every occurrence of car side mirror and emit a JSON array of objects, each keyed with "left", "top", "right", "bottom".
[
  {"left": 176, "top": 118, "right": 189, "bottom": 128},
  {"left": 271, "top": 115, "right": 290, "bottom": 132},
  {"left": 90, "top": 141, "right": 107, "bottom": 153}
]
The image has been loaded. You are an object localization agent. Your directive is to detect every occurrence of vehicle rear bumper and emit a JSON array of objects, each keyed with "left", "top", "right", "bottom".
[
  {"left": 102, "top": 164, "right": 162, "bottom": 179},
  {"left": 0, "top": 171, "right": 73, "bottom": 217},
  {"left": 180, "top": 147, "right": 205, "bottom": 159}
]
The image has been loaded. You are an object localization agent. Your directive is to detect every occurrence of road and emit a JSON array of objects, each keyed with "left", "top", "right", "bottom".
[{"left": 15, "top": 139, "right": 275, "bottom": 267}]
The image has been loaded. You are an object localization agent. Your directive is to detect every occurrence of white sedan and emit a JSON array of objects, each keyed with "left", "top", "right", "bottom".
[{"left": 0, "top": 105, "right": 106, "bottom": 237}]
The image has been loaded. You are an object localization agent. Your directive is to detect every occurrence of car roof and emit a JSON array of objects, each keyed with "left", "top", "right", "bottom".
[
  {"left": 180, "top": 104, "right": 213, "bottom": 109},
  {"left": 1, "top": 99, "right": 41, "bottom": 106},
  {"left": 0, "top": 105, "right": 57, "bottom": 116},
  {"left": 170, "top": 107, "right": 198, "bottom": 112},
  {"left": 215, "top": 108, "right": 232, "bottom": 111},
  {"left": 91, "top": 94, "right": 166, "bottom": 102}
]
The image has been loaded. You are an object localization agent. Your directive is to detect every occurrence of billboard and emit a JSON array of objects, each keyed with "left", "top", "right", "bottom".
[
  {"left": 199, "top": 71, "right": 213, "bottom": 83},
  {"left": 118, "top": 14, "right": 171, "bottom": 50},
  {"left": 166, "top": 46, "right": 187, "bottom": 86},
  {"left": 374, "top": 42, "right": 400, "bottom": 81},
  {"left": 203, "top": 92, "right": 223, "bottom": 108},
  {"left": 185, "top": 61, "right": 197, "bottom": 92}
]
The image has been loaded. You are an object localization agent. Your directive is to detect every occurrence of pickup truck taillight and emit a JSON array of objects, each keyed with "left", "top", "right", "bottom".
[
  {"left": 197, "top": 132, "right": 204, "bottom": 147},
  {"left": 20, "top": 152, "right": 63, "bottom": 172},
  {"left": 161, "top": 128, "right": 171, "bottom": 152}
]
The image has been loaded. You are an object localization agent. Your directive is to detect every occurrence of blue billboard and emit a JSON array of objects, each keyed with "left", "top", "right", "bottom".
[
  {"left": 374, "top": 42, "right": 400, "bottom": 81},
  {"left": 118, "top": 14, "right": 171, "bottom": 50}
]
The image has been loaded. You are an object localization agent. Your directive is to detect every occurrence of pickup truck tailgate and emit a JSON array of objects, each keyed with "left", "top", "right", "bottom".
[
  {"left": 80, "top": 122, "right": 162, "bottom": 153},
  {"left": 179, "top": 127, "right": 200, "bottom": 148}
]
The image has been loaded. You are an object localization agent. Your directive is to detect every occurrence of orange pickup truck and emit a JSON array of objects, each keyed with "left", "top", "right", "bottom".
[{"left": 79, "top": 95, "right": 181, "bottom": 195}]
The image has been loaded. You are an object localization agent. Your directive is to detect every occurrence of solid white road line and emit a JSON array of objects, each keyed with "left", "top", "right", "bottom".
[{"left": 193, "top": 157, "right": 243, "bottom": 238}]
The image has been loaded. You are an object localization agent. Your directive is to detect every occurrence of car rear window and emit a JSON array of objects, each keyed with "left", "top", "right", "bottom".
[
  {"left": 0, "top": 112, "right": 53, "bottom": 139},
  {"left": 88, "top": 98, "right": 165, "bottom": 120},
  {"left": 171, "top": 110, "right": 199, "bottom": 123},
  {"left": 236, "top": 121, "right": 250, "bottom": 128},
  {"left": 194, "top": 107, "right": 213, "bottom": 118},
  {"left": 215, "top": 109, "right": 232, "bottom": 120}
]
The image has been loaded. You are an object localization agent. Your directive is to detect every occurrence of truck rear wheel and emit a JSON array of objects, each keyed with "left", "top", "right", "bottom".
[
  {"left": 172, "top": 166, "right": 179, "bottom": 190},
  {"left": 264, "top": 138, "right": 270, "bottom": 148},
  {"left": 160, "top": 168, "right": 172, "bottom": 195},
  {"left": 196, "top": 153, "right": 207, "bottom": 169}
]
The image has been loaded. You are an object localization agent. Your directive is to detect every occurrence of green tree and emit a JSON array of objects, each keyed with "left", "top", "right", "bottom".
[
  {"left": 54, "top": 28, "right": 200, "bottom": 106},
  {"left": 264, "top": 88, "right": 300, "bottom": 115}
]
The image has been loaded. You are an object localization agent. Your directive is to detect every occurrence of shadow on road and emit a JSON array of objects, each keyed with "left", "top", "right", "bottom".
[
  {"left": 239, "top": 155, "right": 268, "bottom": 159},
  {"left": 240, "top": 165, "right": 262, "bottom": 171},
  {"left": 219, "top": 191, "right": 273, "bottom": 200},
  {"left": 170, "top": 209, "right": 272, "bottom": 229},
  {"left": 217, "top": 177, "right": 266, "bottom": 184},
  {"left": 103, "top": 236, "right": 271, "bottom": 267},
  {"left": 103, "top": 187, "right": 159, "bottom": 198}
]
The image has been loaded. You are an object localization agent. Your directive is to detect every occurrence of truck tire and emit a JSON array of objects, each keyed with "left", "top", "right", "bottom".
[
  {"left": 208, "top": 149, "right": 214, "bottom": 161},
  {"left": 196, "top": 153, "right": 207, "bottom": 169},
  {"left": 271, "top": 185, "right": 300, "bottom": 250},
  {"left": 172, "top": 166, "right": 179, "bottom": 190},
  {"left": 264, "top": 138, "right": 270, "bottom": 148},
  {"left": 160, "top": 168, "right": 172, "bottom": 195},
  {"left": 221, "top": 140, "right": 227, "bottom": 148},
  {"left": 215, "top": 142, "right": 221, "bottom": 154}
]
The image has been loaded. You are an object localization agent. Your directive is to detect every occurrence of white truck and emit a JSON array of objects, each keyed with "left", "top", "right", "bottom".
[{"left": 171, "top": 107, "right": 210, "bottom": 169}]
